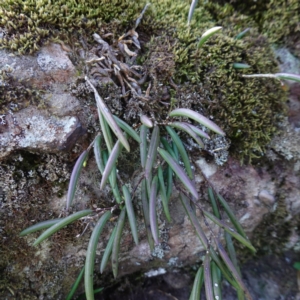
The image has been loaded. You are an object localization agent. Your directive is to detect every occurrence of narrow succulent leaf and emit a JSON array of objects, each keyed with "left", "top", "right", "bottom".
[
  {"left": 189, "top": 266, "right": 204, "bottom": 300},
  {"left": 169, "top": 122, "right": 204, "bottom": 148},
  {"left": 216, "top": 240, "right": 252, "bottom": 300},
  {"left": 233, "top": 63, "right": 250, "bottom": 69},
  {"left": 113, "top": 115, "right": 141, "bottom": 143},
  {"left": 158, "top": 148, "right": 198, "bottom": 199},
  {"left": 209, "top": 248, "right": 239, "bottom": 290},
  {"left": 149, "top": 176, "right": 159, "bottom": 245},
  {"left": 140, "top": 115, "right": 153, "bottom": 128},
  {"left": 85, "top": 211, "right": 111, "bottom": 300},
  {"left": 20, "top": 219, "right": 62, "bottom": 236},
  {"left": 86, "top": 77, "right": 130, "bottom": 152},
  {"left": 166, "top": 126, "right": 193, "bottom": 178},
  {"left": 211, "top": 261, "right": 222, "bottom": 300},
  {"left": 198, "top": 26, "right": 222, "bottom": 48},
  {"left": 208, "top": 187, "right": 220, "bottom": 219},
  {"left": 276, "top": 73, "right": 300, "bottom": 82},
  {"left": 33, "top": 210, "right": 93, "bottom": 246},
  {"left": 169, "top": 108, "right": 225, "bottom": 136},
  {"left": 99, "top": 110, "right": 113, "bottom": 153},
  {"left": 158, "top": 166, "right": 171, "bottom": 222},
  {"left": 145, "top": 126, "right": 160, "bottom": 194},
  {"left": 140, "top": 125, "right": 148, "bottom": 168},
  {"left": 93, "top": 135, "right": 105, "bottom": 174},
  {"left": 172, "top": 141, "right": 179, "bottom": 161},
  {"left": 100, "top": 225, "right": 117, "bottom": 274},
  {"left": 203, "top": 210, "right": 256, "bottom": 252},
  {"left": 182, "top": 122, "right": 210, "bottom": 139},
  {"left": 161, "top": 137, "right": 177, "bottom": 159},
  {"left": 66, "top": 151, "right": 88, "bottom": 210},
  {"left": 166, "top": 165, "right": 173, "bottom": 201},
  {"left": 141, "top": 179, "right": 154, "bottom": 251},
  {"left": 235, "top": 28, "right": 250, "bottom": 40},
  {"left": 204, "top": 254, "right": 214, "bottom": 300},
  {"left": 112, "top": 208, "right": 126, "bottom": 278},
  {"left": 187, "top": 0, "right": 199, "bottom": 25},
  {"left": 225, "top": 232, "right": 241, "bottom": 277},
  {"left": 66, "top": 266, "right": 85, "bottom": 300},
  {"left": 110, "top": 167, "right": 122, "bottom": 204},
  {"left": 180, "top": 193, "right": 208, "bottom": 249},
  {"left": 237, "top": 288, "right": 246, "bottom": 300},
  {"left": 122, "top": 185, "right": 139, "bottom": 245},
  {"left": 100, "top": 141, "right": 121, "bottom": 190},
  {"left": 216, "top": 193, "right": 248, "bottom": 240}
]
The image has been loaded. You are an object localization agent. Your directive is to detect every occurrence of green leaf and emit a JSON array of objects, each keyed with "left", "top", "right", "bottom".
[
  {"left": 113, "top": 115, "right": 141, "bottom": 143},
  {"left": 86, "top": 77, "right": 130, "bottom": 152},
  {"left": 20, "top": 218, "right": 62, "bottom": 236},
  {"left": 169, "top": 108, "right": 225, "bottom": 136},
  {"left": 208, "top": 187, "right": 220, "bottom": 219},
  {"left": 211, "top": 261, "right": 222, "bottom": 300},
  {"left": 293, "top": 262, "right": 300, "bottom": 270},
  {"left": 140, "top": 125, "right": 148, "bottom": 169},
  {"left": 187, "top": 0, "right": 199, "bottom": 25},
  {"left": 166, "top": 126, "right": 193, "bottom": 179},
  {"left": 158, "top": 148, "right": 198, "bottom": 199},
  {"left": 112, "top": 208, "right": 126, "bottom": 278},
  {"left": 158, "top": 166, "right": 171, "bottom": 222},
  {"left": 93, "top": 135, "right": 105, "bottom": 174},
  {"left": 215, "top": 193, "right": 248, "bottom": 240},
  {"left": 189, "top": 266, "right": 204, "bottom": 300},
  {"left": 161, "top": 137, "right": 177, "bottom": 159},
  {"left": 140, "top": 115, "right": 153, "bottom": 128},
  {"left": 225, "top": 232, "right": 242, "bottom": 277},
  {"left": 99, "top": 110, "right": 113, "bottom": 152},
  {"left": 235, "top": 28, "right": 250, "bottom": 40},
  {"left": 276, "top": 73, "right": 300, "bottom": 82},
  {"left": 33, "top": 210, "right": 93, "bottom": 246},
  {"left": 203, "top": 210, "right": 256, "bottom": 253},
  {"left": 141, "top": 179, "right": 154, "bottom": 251},
  {"left": 166, "top": 165, "right": 173, "bottom": 201},
  {"left": 65, "top": 266, "right": 85, "bottom": 300},
  {"left": 204, "top": 254, "right": 214, "bottom": 300},
  {"left": 233, "top": 63, "right": 250, "bottom": 69},
  {"left": 66, "top": 151, "right": 89, "bottom": 210},
  {"left": 198, "top": 26, "right": 222, "bottom": 48},
  {"left": 85, "top": 211, "right": 111, "bottom": 300},
  {"left": 100, "top": 225, "right": 117, "bottom": 274},
  {"left": 149, "top": 175, "right": 159, "bottom": 245},
  {"left": 168, "top": 122, "right": 204, "bottom": 148},
  {"left": 122, "top": 185, "right": 139, "bottom": 245},
  {"left": 180, "top": 193, "right": 208, "bottom": 249},
  {"left": 182, "top": 122, "right": 210, "bottom": 139},
  {"left": 100, "top": 141, "right": 121, "bottom": 190}
]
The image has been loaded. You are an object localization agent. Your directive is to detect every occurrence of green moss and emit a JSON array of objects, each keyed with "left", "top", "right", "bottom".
[{"left": 0, "top": 0, "right": 146, "bottom": 54}]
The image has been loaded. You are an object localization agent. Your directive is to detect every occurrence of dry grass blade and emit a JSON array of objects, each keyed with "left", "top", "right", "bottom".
[
  {"left": 211, "top": 261, "right": 222, "bottom": 300},
  {"left": 100, "top": 141, "right": 121, "bottom": 190},
  {"left": 198, "top": 26, "right": 222, "bottom": 48},
  {"left": 166, "top": 126, "right": 193, "bottom": 179},
  {"left": 66, "top": 150, "right": 88, "bottom": 210},
  {"left": 85, "top": 211, "right": 111, "bottom": 300},
  {"left": 243, "top": 73, "right": 300, "bottom": 83},
  {"left": 140, "top": 125, "right": 148, "bottom": 168},
  {"left": 122, "top": 185, "right": 139, "bottom": 245},
  {"left": 179, "top": 193, "right": 208, "bottom": 248},
  {"left": 169, "top": 122, "right": 205, "bottom": 148},
  {"left": 20, "top": 218, "right": 62, "bottom": 236},
  {"left": 189, "top": 266, "right": 204, "bottom": 300},
  {"left": 100, "top": 225, "right": 117, "bottom": 274},
  {"left": 188, "top": 0, "right": 199, "bottom": 25},
  {"left": 141, "top": 178, "right": 154, "bottom": 251},
  {"left": 203, "top": 210, "right": 256, "bottom": 252},
  {"left": 216, "top": 240, "right": 253, "bottom": 300},
  {"left": 215, "top": 193, "right": 248, "bottom": 240},
  {"left": 112, "top": 208, "right": 126, "bottom": 278},
  {"left": 158, "top": 148, "right": 198, "bottom": 199},
  {"left": 113, "top": 115, "right": 141, "bottom": 143},
  {"left": 33, "top": 210, "right": 93, "bottom": 246},
  {"left": 204, "top": 253, "right": 214, "bottom": 300},
  {"left": 158, "top": 166, "right": 171, "bottom": 222},
  {"left": 94, "top": 135, "right": 105, "bottom": 174},
  {"left": 169, "top": 108, "right": 225, "bottom": 136},
  {"left": 86, "top": 77, "right": 130, "bottom": 152},
  {"left": 149, "top": 175, "right": 159, "bottom": 245}
]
